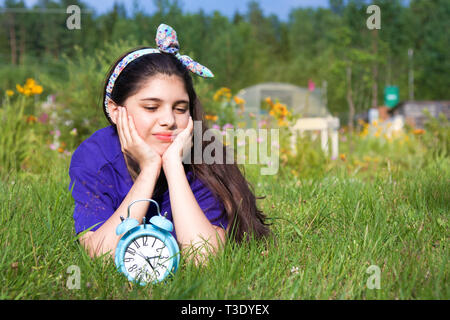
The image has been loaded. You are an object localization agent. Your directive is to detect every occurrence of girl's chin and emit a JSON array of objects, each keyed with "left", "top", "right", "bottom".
[
  {"left": 152, "top": 144, "right": 170, "bottom": 156},
  {"left": 147, "top": 135, "right": 173, "bottom": 154}
]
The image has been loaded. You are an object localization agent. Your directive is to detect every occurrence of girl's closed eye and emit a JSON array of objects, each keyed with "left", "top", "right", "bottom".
[
  {"left": 175, "top": 102, "right": 189, "bottom": 113},
  {"left": 175, "top": 107, "right": 188, "bottom": 113},
  {"left": 144, "top": 106, "right": 188, "bottom": 113}
]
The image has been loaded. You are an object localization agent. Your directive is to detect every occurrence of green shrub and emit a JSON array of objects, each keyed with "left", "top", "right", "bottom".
[
  {"left": 0, "top": 96, "right": 34, "bottom": 177},
  {"left": 422, "top": 109, "right": 449, "bottom": 159},
  {"left": 40, "top": 40, "right": 144, "bottom": 147},
  {"left": 0, "top": 94, "right": 67, "bottom": 179}
]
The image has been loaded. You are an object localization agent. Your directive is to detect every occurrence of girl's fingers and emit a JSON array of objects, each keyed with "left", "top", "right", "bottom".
[
  {"left": 127, "top": 114, "right": 141, "bottom": 143},
  {"left": 181, "top": 117, "right": 194, "bottom": 143},
  {"left": 179, "top": 116, "right": 194, "bottom": 138},
  {"left": 183, "top": 117, "right": 194, "bottom": 142},
  {"left": 187, "top": 116, "right": 193, "bottom": 131},
  {"left": 121, "top": 108, "right": 133, "bottom": 145},
  {"left": 116, "top": 108, "right": 126, "bottom": 150}
]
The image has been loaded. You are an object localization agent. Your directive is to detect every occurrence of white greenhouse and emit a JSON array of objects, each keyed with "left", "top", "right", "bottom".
[{"left": 235, "top": 82, "right": 340, "bottom": 159}]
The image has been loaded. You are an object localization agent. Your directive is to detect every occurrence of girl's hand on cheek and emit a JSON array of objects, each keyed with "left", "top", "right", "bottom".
[
  {"left": 162, "top": 116, "right": 193, "bottom": 167},
  {"left": 116, "top": 106, "right": 162, "bottom": 170}
]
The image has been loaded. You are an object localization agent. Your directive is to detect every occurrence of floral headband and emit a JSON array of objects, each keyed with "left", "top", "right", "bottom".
[{"left": 104, "top": 23, "right": 214, "bottom": 120}]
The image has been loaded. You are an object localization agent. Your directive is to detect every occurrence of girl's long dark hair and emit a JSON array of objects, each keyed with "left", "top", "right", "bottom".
[{"left": 102, "top": 48, "right": 271, "bottom": 242}]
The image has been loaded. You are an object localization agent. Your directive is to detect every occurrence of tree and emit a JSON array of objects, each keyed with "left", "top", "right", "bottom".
[
  {"left": 1, "top": 0, "right": 26, "bottom": 65},
  {"left": 404, "top": 0, "right": 450, "bottom": 99}
]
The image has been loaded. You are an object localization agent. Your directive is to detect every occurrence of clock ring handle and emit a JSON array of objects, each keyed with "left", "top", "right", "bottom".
[{"left": 126, "top": 199, "right": 161, "bottom": 219}]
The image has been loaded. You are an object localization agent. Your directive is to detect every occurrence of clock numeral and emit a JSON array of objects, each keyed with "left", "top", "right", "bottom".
[
  {"left": 133, "top": 239, "right": 140, "bottom": 249},
  {"left": 136, "top": 269, "right": 148, "bottom": 281},
  {"left": 126, "top": 247, "right": 136, "bottom": 255},
  {"left": 142, "top": 236, "right": 148, "bottom": 246},
  {"left": 124, "top": 257, "right": 134, "bottom": 263},
  {"left": 156, "top": 246, "right": 166, "bottom": 253},
  {"left": 128, "top": 264, "right": 138, "bottom": 272}
]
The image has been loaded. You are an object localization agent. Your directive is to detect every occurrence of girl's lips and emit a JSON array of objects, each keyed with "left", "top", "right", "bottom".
[{"left": 154, "top": 134, "right": 173, "bottom": 142}]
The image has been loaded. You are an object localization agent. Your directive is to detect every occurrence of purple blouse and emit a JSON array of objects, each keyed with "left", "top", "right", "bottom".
[{"left": 68, "top": 125, "right": 228, "bottom": 239}]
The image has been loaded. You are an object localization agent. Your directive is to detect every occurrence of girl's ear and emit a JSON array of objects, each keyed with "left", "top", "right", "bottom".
[{"left": 107, "top": 98, "right": 120, "bottom": 124}]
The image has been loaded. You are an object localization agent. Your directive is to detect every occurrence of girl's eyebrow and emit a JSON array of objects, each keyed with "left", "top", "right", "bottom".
[{"left": 140, "top": 97, "right": 189, "bottom": 105}]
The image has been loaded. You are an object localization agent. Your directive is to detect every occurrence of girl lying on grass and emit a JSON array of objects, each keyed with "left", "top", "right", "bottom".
[{"left": 68, "top": 24, "right": 270, "bottom": 263}]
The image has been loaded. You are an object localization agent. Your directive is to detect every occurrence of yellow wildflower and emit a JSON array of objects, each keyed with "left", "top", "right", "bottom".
[
  {"left": 374, "top": 129, "right": 381, "bottom": 137},
  {"left": 273, "top": 102, "right": 282, "bottom": 111},
  {"left": 6, "top": 90, "right": 14, "bottom": 96},
  {"left": 24, "top": 88, "right": 33, "bottom": 96},
  {"left": 265, "top": 97, "right": 273, "bottom": 107},
  {"left": 26, "top": 115, "right": 37, "bottom": 124},
  {"left": 205, "top": 114, "right": 218, "bottom": 121},
  {"left": 359, "top": 128, "right": 369, "bottom": 137},
  {"left": 413, "top": 129, "right": 425, "bottom": 135},
  {"left": 25, "top": 78, "right": 35, "bottom": 86},
  {"left": 233, "top": 96, "right": 245, "bottom": 105},
  {"left": 269, "top": 102, "right": 291, "bottom": 120},
  {"left": 16, "top": 78, "right": 43, "bottom": 96},
  {"left": 279, "top": 105, "right": 290, "bottom": 117},
  {"left": 31, "top": 85, "right": 43, "bottom": 95},
  {"left": 213, "top": 87, "right": 232, "bottom": 102}
]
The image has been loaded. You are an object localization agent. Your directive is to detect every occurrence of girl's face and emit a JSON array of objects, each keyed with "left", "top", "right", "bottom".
[{"left": 110, "top": 74, "right": 190, "bottom": 156}]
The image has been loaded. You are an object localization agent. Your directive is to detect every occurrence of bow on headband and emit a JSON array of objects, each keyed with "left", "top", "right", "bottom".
[
  {"left": 156, "top": 24, "right": 214, "bottom": 77},
  {"left": 104, "top": 23, "right": 213, "bottom": 117}
]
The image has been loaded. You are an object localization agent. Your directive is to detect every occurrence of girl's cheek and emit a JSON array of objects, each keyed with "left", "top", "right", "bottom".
[{"left": 178, "top": 115, "right": 190, "bottom": 129}]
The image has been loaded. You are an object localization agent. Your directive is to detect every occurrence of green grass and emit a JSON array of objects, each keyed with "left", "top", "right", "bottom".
[{"left": 0, "top": 150, "right": 448, "bottom": 300}]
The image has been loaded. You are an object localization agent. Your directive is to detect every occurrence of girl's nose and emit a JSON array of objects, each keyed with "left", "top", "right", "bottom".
[{"left": 158, "top": 108, "right": 176, "bottom": 128}]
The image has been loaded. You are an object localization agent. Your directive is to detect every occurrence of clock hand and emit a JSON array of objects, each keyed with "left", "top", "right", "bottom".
[
  {"left": 134, "top": 250, "right": 147, "bottom": 260},
  {"left": 135, "top": 251, "right": 155, "bottom": 270},
  {"left": 146, "top": 255, "right": 162, "bottom": 260},
  {"left": 145, "top": 257, "right": 155, "bottom": 270}
]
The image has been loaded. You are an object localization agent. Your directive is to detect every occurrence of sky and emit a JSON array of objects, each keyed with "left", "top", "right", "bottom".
[{"left": 13, "top": 0, "right": 331, "bottom": 21}]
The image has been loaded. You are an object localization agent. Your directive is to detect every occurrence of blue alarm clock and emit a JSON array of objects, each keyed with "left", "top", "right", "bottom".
[{"left": 115, "top": 199, "right": 180, "bottom": 285}]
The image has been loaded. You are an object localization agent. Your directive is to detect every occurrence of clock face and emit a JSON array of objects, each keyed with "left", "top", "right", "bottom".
[{"left": 122, "top": 235, "right": 172, "bottom": 283}]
